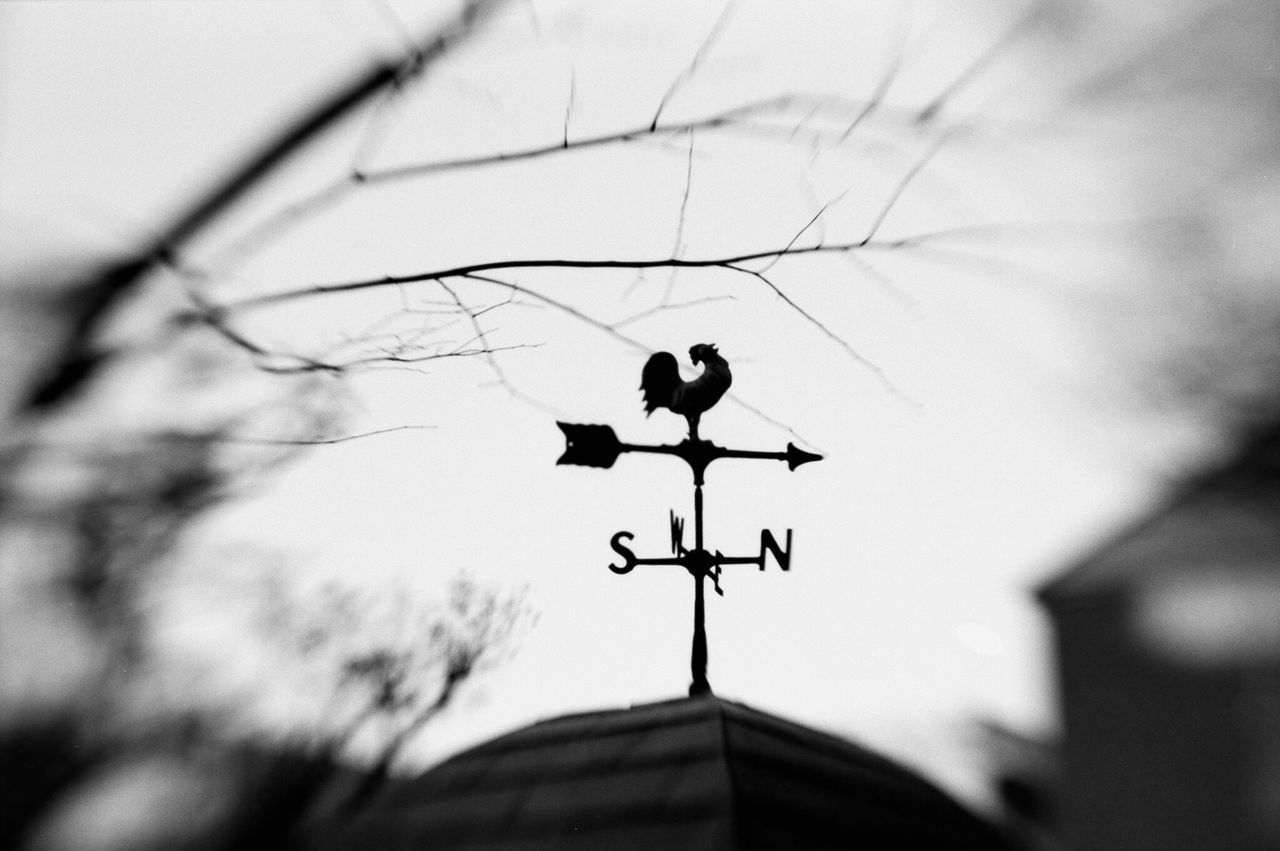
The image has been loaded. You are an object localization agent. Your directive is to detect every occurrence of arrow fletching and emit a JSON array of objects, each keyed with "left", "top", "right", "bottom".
[{"left": 557, "top": 422, "right": 623, "bottom": 468}]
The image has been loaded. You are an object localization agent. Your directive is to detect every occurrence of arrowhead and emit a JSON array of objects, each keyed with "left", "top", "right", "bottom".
[{"left": 784, "top": 442, "right": 823, "bottom": 471}]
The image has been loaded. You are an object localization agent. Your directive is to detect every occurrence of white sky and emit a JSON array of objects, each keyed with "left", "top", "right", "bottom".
[{"left": 2, "top": 0, "right": 1242, "bottom": 805}]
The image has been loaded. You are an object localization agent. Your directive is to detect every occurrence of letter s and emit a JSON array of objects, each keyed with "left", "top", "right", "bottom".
[{"left": 609, "top": 531, "right": 636, "bottom": 574}]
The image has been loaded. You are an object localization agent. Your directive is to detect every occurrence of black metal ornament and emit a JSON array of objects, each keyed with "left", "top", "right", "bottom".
[{"left": 556, "top": 345, "right": 821, "bottom": 697}]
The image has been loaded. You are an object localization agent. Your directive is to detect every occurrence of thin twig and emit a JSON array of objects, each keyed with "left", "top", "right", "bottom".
[
  {"left": 662, "top": 129, "right": 697, "bottom": 305},
  {"left": 860, "top": 128, "right": 958, "bottom": 244},
  {"left": 212, "top": 424, "right": 435, "bottom": 446},
  {"left": 258, "top": 344, "right": 538, "bottom": 375},
  {"left": 460, "top": 273, "right": 816, "bottom": 436},
  {"left": 836, "top": 251, "right": 922, "bottom": 316},
  {"left": 729, "top": 264, "right": 915, "bottom": 406},
  {"left": 755, "top": 191, "right": 848, "bottom": 276},
  {"left": 839, "top": 5, "right": 909, "bottom": 142},
  {"left": 217, "top": 91, "right": 928, "bottom": 271},
  {"left": 460, "top": 273, "right": 652, "bottom": 355},
  {"left": 649, "top": 0, "right": 738, "bottom": 130},
  {"left": 437, "top": 278, "right": 515, "bottom": 394},
  {"left": 371, "top": 0, "right": 419, "bottom": 53},
  {"left": 562, "top": 68, "right": 576, "bottom": 148},
  {"left": 916, "top": 7, "right": 1038, "bottom": 124},
  {"left": 611, "top": 295, "right": 737, "bottom": 329},
  {"left": 355, "top": 93, "right": 915, "bottom": 184}
]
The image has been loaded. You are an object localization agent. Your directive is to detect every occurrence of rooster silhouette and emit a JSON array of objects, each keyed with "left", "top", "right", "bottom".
[{"left": 640, "top": 343, "right": 732, "bottom": 440}]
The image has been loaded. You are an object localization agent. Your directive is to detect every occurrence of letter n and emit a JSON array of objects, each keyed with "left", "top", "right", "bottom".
[{"left": 759, "top": 529, "right": 792, "bottom": 571}]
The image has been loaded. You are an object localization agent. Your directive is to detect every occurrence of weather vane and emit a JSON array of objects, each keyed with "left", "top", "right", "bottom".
[{"left": 556, "top": 343, "right": 821, "bottom": 697}]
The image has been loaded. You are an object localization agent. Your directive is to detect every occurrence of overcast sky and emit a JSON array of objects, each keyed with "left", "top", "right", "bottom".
[{"left": 5, "top": 0, "right": 1269, "bottom": 805}]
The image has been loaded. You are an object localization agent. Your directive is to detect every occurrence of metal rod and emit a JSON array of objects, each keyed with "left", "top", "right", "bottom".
[
  {"left": 618, "top": 442, "right": 681, "bottom": 454},
  {"left": 689, "top": 478, "right": 710, "bottom": 695},
  {"left": 690, "top": 571, "right": 709, "bottom": 696},
  {"left": 715, "top": 448, "right": 785, "bottom": 460},
  {"left": 694, "top": 482, "right": 704, "bottom": 549}
]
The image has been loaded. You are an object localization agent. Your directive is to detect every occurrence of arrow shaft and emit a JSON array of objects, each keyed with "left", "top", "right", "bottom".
[
  {"left": 713, "top": 555, "right": 762, "bottom": 566},
  {"left": 613, "top": 551, "right": 771, "bottom": 569},
  {"left": 716, "top": 448, "right": 786, "bottom": 462},
  {"left": 618, "top": 442, "right": 682, "bottom": 457},
  {"left": 631, "top": 556, "right": 687, "bottom": 566}
]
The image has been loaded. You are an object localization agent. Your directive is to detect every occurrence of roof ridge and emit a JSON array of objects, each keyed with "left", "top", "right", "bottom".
[{"left": 711, "top": 697, "right": 744, "bottom": 851}]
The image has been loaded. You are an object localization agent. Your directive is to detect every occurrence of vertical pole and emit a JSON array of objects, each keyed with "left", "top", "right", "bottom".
[
  {"left": 690, "top": 572, "right": 709, "bottom": 695},
  {"left": 694, "top": 478, "right": 704, "bottom": 550},
  {"left": 689, "top": 474, "right": 710, "bottom": 696}
]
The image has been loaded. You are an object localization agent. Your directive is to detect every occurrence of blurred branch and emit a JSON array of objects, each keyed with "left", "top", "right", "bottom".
[
  {"left": 648, "top": 0, "right": 738, "bottom": 130},
  {"left": 914, "top": 4, "right": 1043, "bottom": 124},
  {"left": 186, "top": 297, "right": 538, "bottom": 375},
  {"left": 20, "top": 0, "right": 511, "bottom": 413},
  {"left": 208, "top": 425, "right": 436, "bottom": 446},
  {"left": 661, "top": 129, "right": 698, "bottom": 306},
  {"left": 839, "top": 5, "right": 908, "bottom": 142},
  {"left": 611, "top": 295, "right": 737, "bottom": 329}
]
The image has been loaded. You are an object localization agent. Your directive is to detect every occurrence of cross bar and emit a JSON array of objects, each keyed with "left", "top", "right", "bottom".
[{"left": 557, "top": 421, "right": 822, "bottom": 482}]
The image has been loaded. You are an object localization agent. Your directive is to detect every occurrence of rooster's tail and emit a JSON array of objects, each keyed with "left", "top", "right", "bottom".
[{"left": 640, "top": 351, "right": 680, "bottom": 415}]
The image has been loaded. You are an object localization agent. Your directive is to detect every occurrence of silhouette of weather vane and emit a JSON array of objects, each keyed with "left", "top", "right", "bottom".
[{"left": 556, "top": 343, "right": 821, "bottom": 697}]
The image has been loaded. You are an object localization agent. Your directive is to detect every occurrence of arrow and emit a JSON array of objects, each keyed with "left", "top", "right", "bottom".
[
  {"left": 717, "top": 443, "right": 823, "bottom": 472},
  {"left": 557, "top": 422, "right": 822, "bottom": 477}
]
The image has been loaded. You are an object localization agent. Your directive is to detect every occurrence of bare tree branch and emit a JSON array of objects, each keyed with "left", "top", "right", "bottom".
[
  {"left": 371, "top": 0, "right": 419, "bottom": 54},
  {"left": 836, "top": 251, "right": 922, "bottom": 316},
  {"left": 649, "top": 0, "right": 738, "bottom": 130},
  {"left": 186, "top": 296, "right": 536, "bottom": 376},
  {"left": 21, "top": 0, "right": 511, "bottom": 413},
  {"left": 208, "top": 425, "right": 436, "bottom": 446},
  {"left": 860, "top": 128, "right": 959, "bottom": 244},
  {"left": 562, "top": 67, "right": 577, "bottom": 148},
  {"left": 212, "top": 91, "right": 934, "bottom": 272},
  {"left": 216, "top": 240, "right": 890, "bottom": 315},
  {"left": 916, "top": 5, "right": 1042, "bottom": 124},
  {"left": 730, "top": 264, "right": 915, "bottom": 406},
  {"left": 458, "top": 273, "right": 822, "bottom": 438},
  {"left": 755, "top": 191, "right": 848, "bottom": 276},
  {"left": 838, "top": 6, "right": 908, "bottom": 142},
  {"left": 611, "top": 295, "right": 737, "bottom": 329},
  {"left": 353, "top": 93, "right": 919, "bottom": 184},
  {"left": 662, "top": 129, "right": 698, "bottom": 305},
  {"left": 257, "top": 344, "right": 541, "bottom": 375},
  {"left": 437, "top": 279, "right": 521, "bottom": 398},
  {"left": 461, "top": 273, "right": 652, "bottom": 354}
]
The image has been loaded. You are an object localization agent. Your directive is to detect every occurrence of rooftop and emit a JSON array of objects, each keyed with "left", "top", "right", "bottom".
[{"left": 328, "top": 694, "right": 1006, "bottom": 850}]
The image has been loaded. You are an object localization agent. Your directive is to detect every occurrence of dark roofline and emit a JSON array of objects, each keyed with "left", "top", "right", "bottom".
[
  {"left": 329, "top": 693, "right": 1008, "bottom": 849},
  {"left": 418, "top": 693, "right": 981, "bottom": 817},
  {"left": 1037, "top": 424, "right": 1280, "bottom": 606}
]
